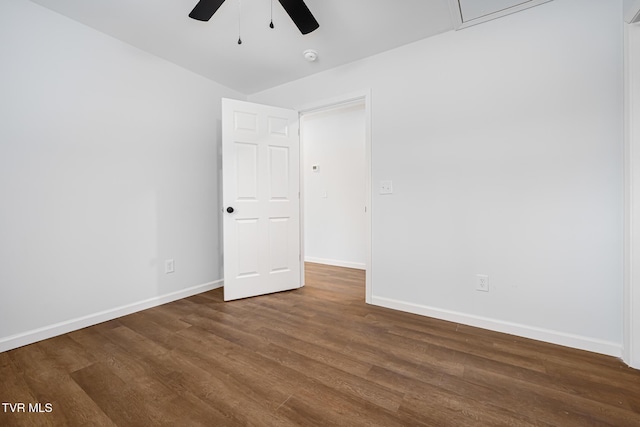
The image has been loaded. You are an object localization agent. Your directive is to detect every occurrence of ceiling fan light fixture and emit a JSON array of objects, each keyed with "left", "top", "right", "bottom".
[{"left": 303, "top": 49, "right": 318, "bottom": 62}]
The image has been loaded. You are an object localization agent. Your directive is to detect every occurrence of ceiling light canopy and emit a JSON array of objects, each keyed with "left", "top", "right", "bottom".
[{"left": 303, "top": 49, "right": 318, "bottom": 62}]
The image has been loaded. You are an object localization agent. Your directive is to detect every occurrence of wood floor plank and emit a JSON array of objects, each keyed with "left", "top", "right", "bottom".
[
  {"left": 152, "top": 349, "right": 295, "bottom": 427},
  {"left": 255, "top": 325, "right": 373, "bottom": 377},
  {"left": 2, "top": 263, "right": 640, "bottom": 426},
  {"left": 169, "top": 326, "right": 309, "bottom": 425},
  {"left": 462, "top": 364, "right": 640, "bottom": 427},
  {"left": 5, "top": 342, "right": 115, "bottom": 427},
  {"left": 257, "top": 342, "right": 403, "bottom": 412},
  {"left": 172, "top": 325, "right": 406, "bottom": 426},
  {"left": 70, "top": 361, "right": 172, "bottom": 426},
  {"left": 0, "top": 352, "right": 54, "bottom": 427},
  {"left": 369, "top": 365, "right": 559, "bottom": 427},
  {"left": 461, "top": 348, "right": 640, "bottom": 413}
]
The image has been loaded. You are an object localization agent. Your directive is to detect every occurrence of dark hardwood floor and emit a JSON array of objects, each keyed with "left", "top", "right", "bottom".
[{"left": 2, "top": 262, "right": 640, "bottom": 426}]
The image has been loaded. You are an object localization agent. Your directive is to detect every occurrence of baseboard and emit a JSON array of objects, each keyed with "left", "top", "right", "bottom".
[
  {"left": 305, "top": 256, "right": 366, "bottom": 270},
  {"left": 0, "top": 280, "right": 223, "bottom": 353},
  {"left": 371, "top": 295, "right": 622, "bottom": 358}
]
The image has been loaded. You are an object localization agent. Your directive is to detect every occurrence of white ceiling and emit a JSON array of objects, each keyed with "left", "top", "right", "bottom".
[
  {"left": 29, "top": 0, "right": 456, "bottom": 94},
  {"left": 28, "top": 0, "right": 549, "bottom": 95}
]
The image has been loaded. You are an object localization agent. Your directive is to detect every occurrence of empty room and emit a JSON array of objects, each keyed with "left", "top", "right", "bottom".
[{"left": 3, "top": 0, "right": 640, "bottom": 425}]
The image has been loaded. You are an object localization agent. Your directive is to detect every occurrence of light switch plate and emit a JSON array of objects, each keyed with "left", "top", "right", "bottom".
[
  {"left": 380, "top": 180, "right": 393, "bottom": 195},
  {"left": 165, "top": 259, "right": 175, "bottom": 274}
]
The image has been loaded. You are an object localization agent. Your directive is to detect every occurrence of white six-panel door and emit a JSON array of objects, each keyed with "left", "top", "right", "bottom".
[{"left": 222, "top": 98, "right": 301, "bottom": 301}]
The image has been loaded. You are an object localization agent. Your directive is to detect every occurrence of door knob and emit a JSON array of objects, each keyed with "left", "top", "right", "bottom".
[{"left": 226, "top": 207, "right": 234, "bottom": 213}]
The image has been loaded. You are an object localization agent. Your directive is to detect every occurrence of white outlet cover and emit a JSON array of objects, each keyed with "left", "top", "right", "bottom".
[{"left": 476, "top": 274, "right": 489, "bottom": 292}]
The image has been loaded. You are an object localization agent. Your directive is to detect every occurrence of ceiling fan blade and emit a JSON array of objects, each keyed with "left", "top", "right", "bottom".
[
  {"left": 189, "top": 0, "right": 226, "bottom": 22},
  {"left": 277, "top": 0, "right": 319, "bottom": 35}
]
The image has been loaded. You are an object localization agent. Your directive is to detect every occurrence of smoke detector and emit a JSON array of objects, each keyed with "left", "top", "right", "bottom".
[{"left": 303, "top": 49, "right": 318, "bottom": 62}]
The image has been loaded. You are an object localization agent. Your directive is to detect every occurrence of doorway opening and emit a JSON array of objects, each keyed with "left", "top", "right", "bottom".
[{"left": 299, "top": 92, "right": 372, "bottom": 303}]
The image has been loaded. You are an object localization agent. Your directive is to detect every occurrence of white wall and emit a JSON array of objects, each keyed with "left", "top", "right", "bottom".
[
  {"left": 302, "top": 103, "right": 366, "bottom": 269},
  {"left": 251, "top": 0, "right": 624, "bottom": 355},
  {"left": 0, "top": 0, "right": 243, "bottom": 351}
]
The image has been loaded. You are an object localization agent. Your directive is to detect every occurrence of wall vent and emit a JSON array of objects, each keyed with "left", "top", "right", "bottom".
[{"left": 448, "top": 0, "right": 553, "bottom": 30}]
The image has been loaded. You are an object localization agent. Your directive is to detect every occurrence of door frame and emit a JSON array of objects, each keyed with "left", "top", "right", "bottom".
[
  {"left": 297, "top": 89, "right": 372, "bottom": 303},
  {"left": 624, "top": 19, "right": 640, "bottom": 368}
]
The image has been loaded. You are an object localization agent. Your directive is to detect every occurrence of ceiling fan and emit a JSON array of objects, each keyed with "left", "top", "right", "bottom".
[{"left": 189, "top": 0, "right": 320, "bottom": 35}]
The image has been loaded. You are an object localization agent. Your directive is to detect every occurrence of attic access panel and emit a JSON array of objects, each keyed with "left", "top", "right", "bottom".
[{"left": 449, "top": 0, "right": 552, "bottom": 29}]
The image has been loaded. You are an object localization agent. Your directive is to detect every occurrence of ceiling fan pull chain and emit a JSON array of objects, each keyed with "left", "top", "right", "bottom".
[
  {"left": 237, "top": 0, "right": 242, "bottom": 44},
  {"left": 269, "top": 0, "right": 274, "bottom": 28}
]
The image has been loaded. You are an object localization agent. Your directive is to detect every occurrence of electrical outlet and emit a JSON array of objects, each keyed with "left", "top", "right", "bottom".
[
  {"left": 476, "top": 274, "right": 489, "bottom": 292},
  {"left": 165, "top": 259, "right": 175, "bottom": 274}
]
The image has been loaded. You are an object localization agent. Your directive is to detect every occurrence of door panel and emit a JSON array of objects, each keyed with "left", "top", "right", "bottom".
[
  {"left": 269, "top": 217, "right": 290, "bottom": 272},
  {"left": 269, "top": 146, "right": 290, "bottom": 199},
  {"left": 236, "top": 218, "right": 260, "bottom": 277},
  {"left": 235, "top": 142, "right": 258, "bottom": 199},
  {"left": 222, "top": 98, "right": 301, "bottom": 301}
]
